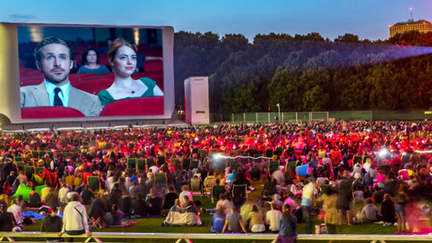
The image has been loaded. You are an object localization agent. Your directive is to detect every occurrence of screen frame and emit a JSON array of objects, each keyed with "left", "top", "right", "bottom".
[{"left": 0, "top": 23, "right": 174, "bottom": 124}]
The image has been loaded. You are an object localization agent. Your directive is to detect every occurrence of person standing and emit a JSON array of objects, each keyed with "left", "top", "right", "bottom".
[
  {"left": 58, "top": 194, "right": 92, "bottom": 241},
  {"left": 301, "top": 177, "right": 318, "bottom": 234}
]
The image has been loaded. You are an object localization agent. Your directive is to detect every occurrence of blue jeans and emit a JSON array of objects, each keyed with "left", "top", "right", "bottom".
[{"left": 302, "top": 205, "right": 313, "bottom": 234}]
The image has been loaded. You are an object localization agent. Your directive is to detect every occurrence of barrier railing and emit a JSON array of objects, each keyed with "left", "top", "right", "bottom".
[{"left": 0, "top": 232, "right": 431, "bottom": 243}]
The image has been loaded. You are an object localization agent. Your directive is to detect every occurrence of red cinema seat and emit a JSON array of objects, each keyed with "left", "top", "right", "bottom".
[
  {"left": 68, "top": 74, "right": 96, "bottom": 84},
  {"left": 22, "top": 69, "right": 43, "bottom": 77},
  {"left": 99, "top": 97, "right": 164, "bottom": 116},
  {"left": 80, "top": 72, "right": 114, "bottom": 81},
  {"left": 72, "top": 79, "right": 114, "bottom": 94},
  {"left": 98, "top": 54, "right": 110, "bottom": 67},
  {"left": 21, "top": 107, "right": 85, "bottom": 119},
  {"left": 143, "top": 60, "right": 163, "bottom": 73},
  {"left": 73, "top": 54, "right": 82, "bottom": 65},
  {"left": 74, "top": 45, "right": 87, "bottom": 53}
]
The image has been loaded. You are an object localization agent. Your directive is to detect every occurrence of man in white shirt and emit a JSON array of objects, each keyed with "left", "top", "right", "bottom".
[
  {"left": 7, "top": 199, "right": 22, "bottom": 225},
  {"left": 58, "top": 194, "right": 92, "bottom": 239},
  {"left": 179, "top": 185, "right": 193, "bottom": 208},
  {"left": 266, "top": 202, "right": 282, "bottom": 232},
  {"left": 58, "top": 183, "right": 70, "bottom": 204}
]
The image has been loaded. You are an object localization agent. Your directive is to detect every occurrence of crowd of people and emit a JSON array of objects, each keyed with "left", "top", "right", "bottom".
[{"left": 0, "top": 120, "right": 432, "bottom": 242}]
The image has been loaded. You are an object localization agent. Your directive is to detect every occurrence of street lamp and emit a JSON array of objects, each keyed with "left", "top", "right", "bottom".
[{"left": 276, "top": 103, "right": 280, "bottom": 123}]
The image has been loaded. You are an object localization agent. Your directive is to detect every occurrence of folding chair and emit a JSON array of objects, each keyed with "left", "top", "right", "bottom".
[
  {"left": 89, "top": 216, "right": 103, "bottom": 231},
  {"left": 16, "top": 162, "right": 25, "bottom": 172},
  {"left": 232, "top": 184, "right": 248, "bottom": 198},
  {"left": 35, "top": 166, "right": 45, "bottom": 174},
  {"left": 157, "top": 155, "right": 166, "bottom": 166},
  {"left": 212, "top": 185, "right": 226, "bottom": 203},
  {"left": 274, "top": 147, "right": 283, "bottom": 156},
  {"left": 87, "top": 176, "right": 101, "bottom": 192},
  {"left": 82, "top": 141, "right": 89, "bottom": 149},
  {"left": 171, "top": 158, "right": 179, "bottom": 167},
  {"left": 127, "top": 158, "right": 137, "bottom": 169},
  {"left": 39, "top": 151, "right": 46, "bottom": 158},
  {"left": 146, "top": 158, "right": 155, "bottom": 168},
  {"left": 182, "top": 158, "right": 191, "bottom": 170},
  {"left": 286, "top": 161, "right": 296, "bottom": 174},
  {"left": 47, "top": 151, "right": 54, "bottom": 159},
  {"left": 15, "top": 157, "right": 22, "bottom": 162},
  {"left": 155, "top": 172, "right": 167, "bottom": 191},
  {"left": 137, "top": 159, "right": 146, "bottom": 173},
  {"left": 191, "top": 159, "right": 199, "bottom": 170},
  {"left": 265, "top": 148, "right": 273, "bottom": 157},
  {"left": 204, "top": 177, "right": 217, "bottom": 200},
  {"left": 32, "top": 151, "right": 39, "bottom": 159},
  {"left": 190, "top": 177, "right": 203, "bottom": 197},
  {"left": 25, "top": 166, "right": 35, "bottom": 180},
  {"left": 198, "top": 149, "right": 207, "bottom": 156},
  {"left": 269, "top": 160, "right": 280, "bottom": 174}
]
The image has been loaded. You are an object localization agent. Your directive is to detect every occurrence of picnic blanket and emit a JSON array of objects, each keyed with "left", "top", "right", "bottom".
[{"left": 161, "top": 205, "right": 204, "bottom": 227}]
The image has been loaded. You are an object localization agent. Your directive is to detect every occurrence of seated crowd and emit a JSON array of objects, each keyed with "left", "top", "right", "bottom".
[{"left": 0, "top": 120, "right": 431, "bottom": 237}]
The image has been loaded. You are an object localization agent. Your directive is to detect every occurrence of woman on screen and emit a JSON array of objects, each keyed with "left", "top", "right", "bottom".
[
  {"left": 77, "top": 48, "right": 111, "bottom": 75},
  {"left": 97, "top": 38, "right": 163, "bottom": 106}
]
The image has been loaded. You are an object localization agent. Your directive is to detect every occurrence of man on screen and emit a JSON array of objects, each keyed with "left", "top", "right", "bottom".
[{"left": 20, "top": 36, "right": 101, "bottom": 116}]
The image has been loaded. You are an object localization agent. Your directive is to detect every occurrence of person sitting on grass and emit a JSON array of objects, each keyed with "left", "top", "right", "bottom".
[
  {"left": 147, "top": 188, "right": 163, "bottom": 216},
  {"left": 222, "top": 206, "right": 248, "bottom": 233},
  {"left": 247, "top": 204, "right": 266, "bottom": 232},
  {"left": 107, "top": 204, "right": 123, "bottom": 226},
  {"left": 266, "top": 202, "right": 282, "bottom": 233},
  {"left": 210, "top": 205, "right": 226, "bottom": 233},
  {"left": 29, "top": 186, "right": 42, "bottom": 207},
  {"left": 132, "top": 193, "right": 149, "bottom": 218},
  {"left": 361, "top": 198, "right": 382, "bottom": 223}
]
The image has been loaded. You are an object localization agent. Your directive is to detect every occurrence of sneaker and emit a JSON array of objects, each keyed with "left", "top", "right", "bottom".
[{"left": 394, "top": 223, "right": 398, "bottom": 226}]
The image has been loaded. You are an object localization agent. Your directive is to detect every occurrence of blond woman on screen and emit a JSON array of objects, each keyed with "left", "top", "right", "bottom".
[{"left": 97, "top": 38, "right": 163, "bottom": 106}]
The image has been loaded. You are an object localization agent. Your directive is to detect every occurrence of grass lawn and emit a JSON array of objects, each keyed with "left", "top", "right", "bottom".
[{"left": 10, "top": 180, "right": 432, "bottom": 243}]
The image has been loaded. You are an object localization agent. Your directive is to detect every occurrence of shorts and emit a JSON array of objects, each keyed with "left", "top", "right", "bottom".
[{"left": 395, "top": 204, "right": 405, "bottom": 216}]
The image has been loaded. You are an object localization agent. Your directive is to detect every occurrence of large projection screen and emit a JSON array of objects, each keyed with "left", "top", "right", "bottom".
[{"left": 0, "top": 23, "right": 174, "bottom": 124}]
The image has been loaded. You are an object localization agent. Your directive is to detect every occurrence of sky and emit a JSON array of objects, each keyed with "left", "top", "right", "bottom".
[{"left": 1, "top": 0, "right": 432, "bottom": 42}]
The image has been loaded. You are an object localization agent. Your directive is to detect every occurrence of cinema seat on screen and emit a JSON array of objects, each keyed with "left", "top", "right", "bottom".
[
  {"left": 99, "top": 97, "right": 163, "bottom": 116},
  {"left": 21, "top": 107, "right": 85, "bottom": 119},
  {"left": 143, "top": 60, "right": 163, "bottom": 73},
  {"left": 72, "top": 79, "right": 114, "bottom": 94}
]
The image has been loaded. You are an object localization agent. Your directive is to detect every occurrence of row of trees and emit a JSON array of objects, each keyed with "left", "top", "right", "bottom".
[{"left": 174, "top": 30, "right": 432, "bottom": 113}]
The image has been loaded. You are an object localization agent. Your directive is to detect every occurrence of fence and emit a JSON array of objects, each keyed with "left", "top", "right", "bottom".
[
  {"left": 0, "top": 232, "right": 431, "bottom": 243},
  {"left": 209, "top": 110, "right": 432, "bottom": 123}
]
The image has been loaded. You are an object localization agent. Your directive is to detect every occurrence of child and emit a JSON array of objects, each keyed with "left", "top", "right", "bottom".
[
  {"left": 381, "top": 194, "right": 395, "bottom": 226},
  {"left": 395, "top": 194, "right": 408, "bottom": 233}
]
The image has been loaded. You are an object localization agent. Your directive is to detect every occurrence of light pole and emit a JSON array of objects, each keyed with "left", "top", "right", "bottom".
[{"left": 276, "top": 103, "right": 280, "bottom": 123}]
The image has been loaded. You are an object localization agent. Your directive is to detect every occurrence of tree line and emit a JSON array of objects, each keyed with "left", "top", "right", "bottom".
[{"left": 174, "top": 30, "right": 432, "bottom": 113}]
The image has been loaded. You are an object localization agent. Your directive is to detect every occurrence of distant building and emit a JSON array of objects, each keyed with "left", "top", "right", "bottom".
[{"left": 389, "top": 19, "right": 432, "bottom": 37}]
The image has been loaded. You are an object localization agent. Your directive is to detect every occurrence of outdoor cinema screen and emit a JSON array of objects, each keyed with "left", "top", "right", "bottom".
[{"left": 18, "top": 25, "right": 167, "bottom": 119}]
